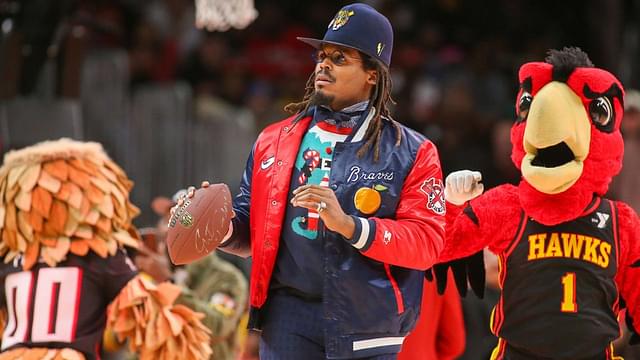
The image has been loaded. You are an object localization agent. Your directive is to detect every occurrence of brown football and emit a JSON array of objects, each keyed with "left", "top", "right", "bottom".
[{"left": 166, "top": 183, "right": 233, "bottom": 265}]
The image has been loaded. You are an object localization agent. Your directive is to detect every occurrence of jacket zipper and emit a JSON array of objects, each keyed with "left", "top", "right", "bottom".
[{"left": 384, "top": 263, "right": 405, "bottom": 314}]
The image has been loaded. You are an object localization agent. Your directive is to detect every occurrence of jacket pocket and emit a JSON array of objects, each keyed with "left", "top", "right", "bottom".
[{"left": 384, "top": 264, "right": 405, "bottom": 314}]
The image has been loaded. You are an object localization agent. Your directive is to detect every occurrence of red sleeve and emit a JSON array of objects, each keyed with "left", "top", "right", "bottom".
[
  {"left": 435, "top": 273, "right": 466, "bottom": 360},
  {"left": 613, "top": 201, "right": 640, "bottom": 330},
  {"left": 353, "top": 140, "right": 446, "bottom": 270},
  {"left": 438, "top": 184, "right": 522, "bottom": 262}
]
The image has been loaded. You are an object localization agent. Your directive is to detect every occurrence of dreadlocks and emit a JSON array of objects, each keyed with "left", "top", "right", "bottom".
[{"left": 284, "top": 53, "right": 401, "bottom": 162}]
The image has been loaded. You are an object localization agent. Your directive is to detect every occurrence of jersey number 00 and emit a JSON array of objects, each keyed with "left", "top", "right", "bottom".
[{"left": 2, "top": 267, "right": 83, "bottom": 350}]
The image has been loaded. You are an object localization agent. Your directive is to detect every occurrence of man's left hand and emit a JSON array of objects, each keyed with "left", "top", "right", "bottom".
[{"left": 291, "top": 184, "right": 355, "bottom": 239}]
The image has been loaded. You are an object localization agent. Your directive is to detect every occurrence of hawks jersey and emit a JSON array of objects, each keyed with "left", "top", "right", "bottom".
[
  {"left": 0, "top": 250, "right": 137, "bottom": 359},
  {"left": 492, "top": 198, "right": 620, "bottom": 359}
]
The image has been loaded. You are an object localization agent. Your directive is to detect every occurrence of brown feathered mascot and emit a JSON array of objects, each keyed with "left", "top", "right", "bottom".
[{"left": 0, "top": 139, "right": 211, "bottom": 360}]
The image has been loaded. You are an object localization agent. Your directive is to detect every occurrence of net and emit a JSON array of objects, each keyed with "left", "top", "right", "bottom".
[{"left": 195, "top": 0, "right": 258, "bottom": 32}]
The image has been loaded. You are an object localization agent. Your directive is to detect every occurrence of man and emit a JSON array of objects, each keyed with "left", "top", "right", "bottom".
[{"left": 181, "top": 3, "right": 445, "bottom": 359}]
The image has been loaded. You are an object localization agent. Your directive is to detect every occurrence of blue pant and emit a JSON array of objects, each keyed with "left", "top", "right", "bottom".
[{"left": 259, "top": 292, "right": 397, "bottom": 360}]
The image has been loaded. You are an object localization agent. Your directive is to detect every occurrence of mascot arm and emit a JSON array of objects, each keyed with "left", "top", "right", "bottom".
[
  {"left": 439, "top": 184, "right": 522, "bottom": 262},
  {"left": 614, "top": 201, "right": 640, "bottom": 343},
  {"left": 432, "top": 184, "right": 521, "bottom": 297},
  {"left": 106, "top": 275, "right": 213, "bottom": 359}
]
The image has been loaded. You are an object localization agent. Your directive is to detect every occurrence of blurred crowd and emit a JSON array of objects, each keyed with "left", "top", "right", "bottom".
[
  {"left": 2, "top": 0, "right": 639, "bottom": 198},
  {"left": 1, "top": 0, "right": 640, "bottom": 359},
  {"left": 68, "top": 0, "right": 640, "bottom": 186}
]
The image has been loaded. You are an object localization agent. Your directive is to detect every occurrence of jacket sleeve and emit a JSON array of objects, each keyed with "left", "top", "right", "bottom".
[
  {"left": 347, "top": 140, "right": 446, "bottom": 270},
  {"left": 438, "top": 184, "right": 522, "bottom": 263},
  {"left": 218, "top": 145, "right": 254, "bottom": 258},
  {"left": 613, "top": 201, "right": 640, "bottom": 335}
]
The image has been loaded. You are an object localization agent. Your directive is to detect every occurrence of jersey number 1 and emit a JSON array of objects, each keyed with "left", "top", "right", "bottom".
[
  {"left": 2, "top": 267, "right": 83, "bottom": 350},
  {"left": 560, "top": 272, "right": 578, "bottom": 313}
]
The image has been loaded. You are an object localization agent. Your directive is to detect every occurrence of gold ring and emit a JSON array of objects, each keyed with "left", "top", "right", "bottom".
[{"left": 317, "top": 201, "right": 327, "bottom": 213}]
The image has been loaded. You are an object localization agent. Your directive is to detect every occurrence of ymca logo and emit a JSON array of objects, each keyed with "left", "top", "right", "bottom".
[{"left": 591, "top": 212, "right": 610, "bottom": 229}]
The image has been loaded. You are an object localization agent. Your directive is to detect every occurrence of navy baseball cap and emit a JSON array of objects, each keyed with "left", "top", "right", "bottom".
[{"left": 298, "top": 3, "right": 394, "bottom": 67}]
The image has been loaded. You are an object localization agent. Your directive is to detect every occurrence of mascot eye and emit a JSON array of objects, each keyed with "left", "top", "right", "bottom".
[
  {"left": 518, "top": 91, "right": 533, "bottom": 120},
  {"left": 589, "top": 96, "right": 613, "bottom": 127}
]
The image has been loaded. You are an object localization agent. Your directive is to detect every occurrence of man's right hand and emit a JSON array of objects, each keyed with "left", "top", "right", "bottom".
[
  {"left": 167, "top": 181, "right": 235, "bottom": 242},
  {"left": 444, "top": 170, "right": 484, "bottom": 206},
  {"left": 169, "top": 181, "right": 211, "bottom": 223}
]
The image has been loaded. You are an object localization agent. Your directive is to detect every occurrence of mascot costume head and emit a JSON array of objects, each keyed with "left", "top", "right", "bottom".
[{"left": 511, "top": 47, "right": 624, "bottom": 224}]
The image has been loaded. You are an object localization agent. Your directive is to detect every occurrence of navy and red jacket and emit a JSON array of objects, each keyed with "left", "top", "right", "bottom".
[{"left": 220, "top": 109, "right": 445, "bottom": 358}]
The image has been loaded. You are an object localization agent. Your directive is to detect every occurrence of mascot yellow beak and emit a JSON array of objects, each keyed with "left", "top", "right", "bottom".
[{"left": 521, "top": 81, "right": 591, "bottom": 194}]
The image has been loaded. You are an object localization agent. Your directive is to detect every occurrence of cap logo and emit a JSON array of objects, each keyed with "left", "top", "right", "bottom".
[
  {"left": 328, "top": 9, "right": 355, "bottom": 31},
  {"left": 377, "top": 42, "right": 385, "bottom": 56}
]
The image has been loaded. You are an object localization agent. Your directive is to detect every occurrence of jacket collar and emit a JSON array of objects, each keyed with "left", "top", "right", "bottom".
[
  {"left": 350, "top": 106, "right": 375, "bottom": 143},
  {"left": 286, "top": 105, "right": 376, "bottom": 143}
]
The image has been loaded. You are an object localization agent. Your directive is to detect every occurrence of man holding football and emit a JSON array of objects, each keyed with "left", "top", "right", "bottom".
[{"left": 178, "top": 3, "right": 446, "bottom": 359}]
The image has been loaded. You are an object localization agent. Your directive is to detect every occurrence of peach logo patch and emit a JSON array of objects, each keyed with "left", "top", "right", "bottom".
[{"left": 354, "top": 184, "right": 387, "bottom": 215}]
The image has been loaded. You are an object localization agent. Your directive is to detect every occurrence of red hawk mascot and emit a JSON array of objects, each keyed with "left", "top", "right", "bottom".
[{"left": 438, "top": 48, "right": 640, "bottom": 359}]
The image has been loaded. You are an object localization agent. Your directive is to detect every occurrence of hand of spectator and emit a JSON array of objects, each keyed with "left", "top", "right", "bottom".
[
  {"left": 291, "top": 184, "right": 355, "bottom": 239},
  {"left": 134, "top": 244, "right": 173, "bottom": 283},
  {"left": 444, "top": 170, "right": 484, "bottom": 206}
]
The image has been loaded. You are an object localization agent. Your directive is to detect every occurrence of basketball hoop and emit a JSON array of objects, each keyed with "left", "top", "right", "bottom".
[{"left": 195, "top": 0, "right": 258, "bottom": 32}]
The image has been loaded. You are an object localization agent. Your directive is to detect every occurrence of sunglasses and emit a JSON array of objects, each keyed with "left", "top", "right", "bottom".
[{"left": 312, "top": 50, "right": 362, "bottom": 66}]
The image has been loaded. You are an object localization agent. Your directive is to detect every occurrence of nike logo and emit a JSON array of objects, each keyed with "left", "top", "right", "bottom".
[{"left": 261, "top": 156, "right": 275, "bottom": 170}]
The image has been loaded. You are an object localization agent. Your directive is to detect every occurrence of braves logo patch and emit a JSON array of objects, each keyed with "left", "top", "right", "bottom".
[
  {"left": 420, "top": 178, "right": 445, "bottom": 215},
  {"left": 383, "top": 230, "right": 392, "bottom": 245}
]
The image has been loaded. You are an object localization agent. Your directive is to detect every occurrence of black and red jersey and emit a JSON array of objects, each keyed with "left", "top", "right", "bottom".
[
  {"left": 0, "top": 249, "right": 137, "bottom": 359},
  {"left": 492, "top": 198, "right": 620, "bottom": 359}
]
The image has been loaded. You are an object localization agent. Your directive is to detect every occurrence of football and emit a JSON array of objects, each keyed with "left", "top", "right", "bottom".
[{"left": 166, "top": 183, "right": 233, "bottom": 265}]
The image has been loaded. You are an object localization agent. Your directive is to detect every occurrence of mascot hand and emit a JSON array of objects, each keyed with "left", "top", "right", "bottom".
[
  {"left": 425, "top": 251, "right": 486, "bottom": 298},
  {"left": 445, "top": 170, "right": 484, "bottom": 205}
]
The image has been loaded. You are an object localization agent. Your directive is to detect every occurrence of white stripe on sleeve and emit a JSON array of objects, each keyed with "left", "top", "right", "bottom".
[{"left": 352, "top": 217, "right": 370, "bottom": 249}]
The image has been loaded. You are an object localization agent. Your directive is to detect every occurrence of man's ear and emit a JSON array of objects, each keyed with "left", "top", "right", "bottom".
[{"left": 367, "top": 70, "right": 378, "bottom": 85}]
